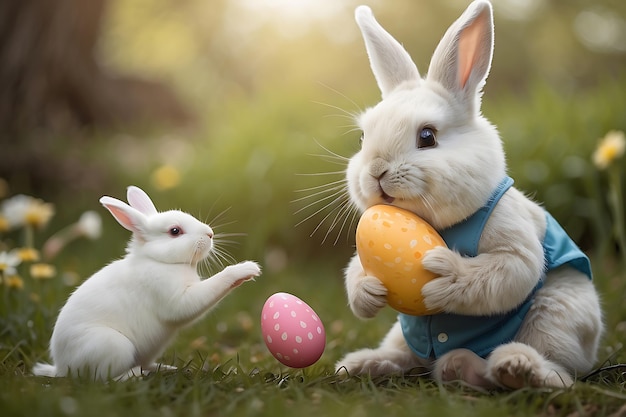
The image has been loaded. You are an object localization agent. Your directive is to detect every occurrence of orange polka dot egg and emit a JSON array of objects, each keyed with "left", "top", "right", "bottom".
[
  {"left": 261, "top": 293, "right": 326, "bottom": 368},
  {"left": 356, "top": 205, "right": 447, "bottom": 316}
]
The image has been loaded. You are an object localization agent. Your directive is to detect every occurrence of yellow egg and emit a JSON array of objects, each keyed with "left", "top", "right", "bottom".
[{"left": 355, "top": 205, "right": 446, "bottom": 316}]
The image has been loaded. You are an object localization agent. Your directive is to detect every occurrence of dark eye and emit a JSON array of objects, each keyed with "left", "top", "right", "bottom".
[
  {"left": 168, "top": 227, "right": 182, "bottom": 237},
  {"left": 417, "top": 127, "right": 437, "bottom": 149}
]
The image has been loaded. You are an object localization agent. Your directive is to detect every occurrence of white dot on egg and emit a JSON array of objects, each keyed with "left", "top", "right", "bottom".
[
  {"left": 411, "top": 278, "right": 417, "bottom": 284},
  {"left": 394, "top": 257, "right": 401, "bottom": 263},
  {"left": 276, "top": 353, "right": 283, "bottom": 359},
  {"left": 284, "top": 356, "right": 291, "bottom": 361},
  {"left": 300, "top": 321, "right": 307, "bottom": 328},
  {"left": 410, "top": 239, "right": 417, "bottom": 248},
  {"left": 296, "top": 300, "right": 303, "bottom": 305},
  {"left": 290, "top": 311, "right": 297, "bottom": 318},
  {"left": 423, "top": 235, "right": 432, "bottom": 245},
  {"left": 317, "top": 327, "right": 322, "bottom": 334},
  {"left": 267, "top": 335, "right": 273, "bottom": 344},
  {"left": 312, "top": 315, "right": 318, "bottom": 322},
  {"left": 274, "top": 323, "right": 280, "bottom": 331},
  {"left": 284, "top": 304, "right": 289, "bottom": 308},
  {"left": 281, "top": 332, "right": 288, "bottom": 341},
  {"left": 384, "top": 243, "right": 392, "bottom": 250},
  {"left": 273, "top": 312, "right": 280, "bottom": 320},
  {"left": 307, "top": 332, "right": 313, "bottom": 340},
  {"left": 295, "top": 336, "right": 302, "bottom": 344},
  {"left": 293, "top": 349, "right": 299, "bottom": 354},
  {"left": 269, "top": 301, "right": 274, "bottom": 308}
]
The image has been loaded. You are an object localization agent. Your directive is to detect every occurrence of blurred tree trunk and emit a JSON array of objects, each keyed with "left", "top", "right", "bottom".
[
  {"left": 0, "top": 0, "right": 193, "bottom": 194},
  {"left": 0, "top": 0, "right": 192, "bottom": 132}
]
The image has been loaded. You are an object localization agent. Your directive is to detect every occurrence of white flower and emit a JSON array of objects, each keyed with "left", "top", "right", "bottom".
[
  {"left": 0, "top": 250, "right": 21, "bottom": 276},
  {"left": 1, "top": 194, "right": 54, "bottom": 230},
  {"left": 76, "top": 211, "right": 102, "bottom": 239}
]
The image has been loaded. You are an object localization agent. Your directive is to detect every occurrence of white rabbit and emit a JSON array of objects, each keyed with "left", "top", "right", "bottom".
[
  {"left": 335, "top": 1, "right": 603, "bottom": 389},
  {"left": 32, "top": 186, "right": 261, "bottom": 381}
]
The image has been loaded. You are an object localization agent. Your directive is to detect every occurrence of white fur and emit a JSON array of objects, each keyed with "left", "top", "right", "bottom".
[
  {"left": 336, "top": 1, "right": 603, "bottom": 389},
  {"left": 32, "top": 186, "right": 261, "bottom": 381}
]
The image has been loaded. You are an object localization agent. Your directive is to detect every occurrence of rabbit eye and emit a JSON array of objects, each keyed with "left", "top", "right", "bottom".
[
  {"left": 417, "top": 127, "right": 437, "bottom": 149},
  {"left": 168, "top": 227, "right": 182, "bottom": 237}
]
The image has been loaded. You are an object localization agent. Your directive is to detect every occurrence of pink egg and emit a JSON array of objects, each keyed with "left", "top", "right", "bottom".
[{"left": 261, "top": 292, "right": 326, "bottom": 368}]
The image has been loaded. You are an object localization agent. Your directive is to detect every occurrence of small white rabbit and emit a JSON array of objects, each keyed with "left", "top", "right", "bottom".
[
  {"left": 33, "top": 186, "right": 261, "bottom": 381},
  {"left": 335, "top": 1, "right": 603, "bottom": 389}
]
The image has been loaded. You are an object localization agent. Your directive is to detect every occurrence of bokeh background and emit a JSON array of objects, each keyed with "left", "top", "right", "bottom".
[{"left": 1, "top": 0, "right": 625, "bottom": 366}]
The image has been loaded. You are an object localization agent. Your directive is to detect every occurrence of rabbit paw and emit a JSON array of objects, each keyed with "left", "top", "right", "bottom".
[
  {"left": 349, "top": 276, "right": 388, "bottom": 319},
  {"left": 487, "top": 343, "right": 573, "bottom": 389},
  {"left": 421, "top": 246, "right": 463, "bottom": 311},
  {"left": 335, "top": 348, "right": 404, "bottom": 376},
  {"left": 226, "top": 261, "right": 261, "bottom": 288},
  {"left": 434, "top": 349, "right": 496, "bottom": 389}
]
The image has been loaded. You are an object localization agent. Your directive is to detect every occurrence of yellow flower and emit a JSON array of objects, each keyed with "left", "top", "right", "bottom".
[
  {"left": 4, "top": 275, "right": 24, "bottom": 290},
  {"left": 0, "top": 215, "right": 9, "bottom": 232},
  {"left": 593, "top": 130, "right": 626, "bottom": 170},
  {"left": 17, "top": 247, "right": 40, "bottom": 262},
  {"left": 24, "top": 200, "right": 55, "bottom": 229},
  {"left": 151, "top": 164, "right": 181, "bottom": 191},
  {"left": 30, "top": 263, "right": 56, "bottom": 280}
]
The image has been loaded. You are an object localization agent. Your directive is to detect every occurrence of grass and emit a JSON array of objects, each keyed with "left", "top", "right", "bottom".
[
  {"left": 1, "top": 62, "right": 624, "bottom": 417},
  {"left": 1, "top": 257, "right": 626, "bottom": 417}
]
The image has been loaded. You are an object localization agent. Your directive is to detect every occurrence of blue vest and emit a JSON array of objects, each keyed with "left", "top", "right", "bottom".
[{"left": 399, "top": 177, "right": 592, "bottom": 359}]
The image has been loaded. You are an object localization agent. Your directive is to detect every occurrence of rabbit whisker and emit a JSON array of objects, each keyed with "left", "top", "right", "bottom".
[
  {"left": 294, "top": 178, "right": 348, "bottom": 194},
  {"left": 307, "top": 192, "right": 352, "bottom": 240},
  {"left": 292, "top": 182, "right": 347, "bottom": 205},
  {"left": 315, "top": 81, "right": 364, "bottom": 115},
  {"left": 293, "top": 186, "right": 348, "bottom": 220},
  {"left": 322, "top": 197, "right": 358, "bottom": 246}
]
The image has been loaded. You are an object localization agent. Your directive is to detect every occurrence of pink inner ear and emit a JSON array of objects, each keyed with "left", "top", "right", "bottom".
[
  {"left": 458, "top": 12, "right": 487, "bottom": 89},
  {"left": 106, "top": 204, "right": 138, "bottom": 233}
]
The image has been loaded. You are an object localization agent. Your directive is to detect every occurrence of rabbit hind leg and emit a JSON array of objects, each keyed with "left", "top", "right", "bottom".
[
  {"left": 434, "top": 348, "right": 497, "bottom": 389},
  {"left": 70, "top": 327, "right": 138, "bottom": 381},
  {"left": 335, "top": 320, "right": 428, "bottom": 376}
]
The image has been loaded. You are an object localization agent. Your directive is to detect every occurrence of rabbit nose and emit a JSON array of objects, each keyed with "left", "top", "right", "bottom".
[
  {"left": 207, "top": 228, "right": 214, "bottom": 239},
  {"left": 369, "top": 158, "right": 388, "bottom": 179}
]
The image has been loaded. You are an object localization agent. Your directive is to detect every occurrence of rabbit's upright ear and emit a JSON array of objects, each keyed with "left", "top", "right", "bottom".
[
  {"left": 427, "top": 0, "right": 493, "bottom": 111},
  {"left": 100, "top": 196, "right": 147, "bottom": 235},
  {"left": 355, "top": 6, "right": 420, "bottom": 98},
  {"left": 126, "top": 186, "right": 158, "bottom": 216}
]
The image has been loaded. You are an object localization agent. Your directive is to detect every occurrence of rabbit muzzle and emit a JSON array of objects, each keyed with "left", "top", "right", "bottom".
[{"left": 368, "top": 157, "right": 396, "bottom": 203}]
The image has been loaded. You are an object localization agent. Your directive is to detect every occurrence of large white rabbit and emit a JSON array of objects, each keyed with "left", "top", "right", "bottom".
[
  {"left": 336, "top": 1, "right": 603, "bottom": 389},
  {"left": 33, "top": 186, "right": 261, "bottom": 381}
]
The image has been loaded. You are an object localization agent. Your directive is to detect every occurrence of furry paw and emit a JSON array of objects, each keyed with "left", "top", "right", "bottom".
[
  {"left": 487, "top": 343, "right": 573, "bottom": 389},
  {"left": 349, "top": 276, "right": 388, "bottom": 319},
  {"left": 335, "top": 349, "right": 404, "bottom": 376},
  {"left": 421, "top": 246, "right": 463, "bottom": 312},
  {"left": 226, "top": 261, "right": 261, "bottom": 288},
  {"left": 434, "top": 349, "right": 496, "bottom": 389}
]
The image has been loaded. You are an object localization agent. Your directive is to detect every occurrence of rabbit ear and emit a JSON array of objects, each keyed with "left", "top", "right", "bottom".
[
  {"left": 355, "top": 5, "right": 420, "bottom": 98},
  {"left": 100, "top": 196, "right": 147, "bottom": 235},
  {"left": 427, "top": 0, "right": 493, "bottom": 111},
  {"left": 126, "top": 186, "right": 158, "bottom": 216}
]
